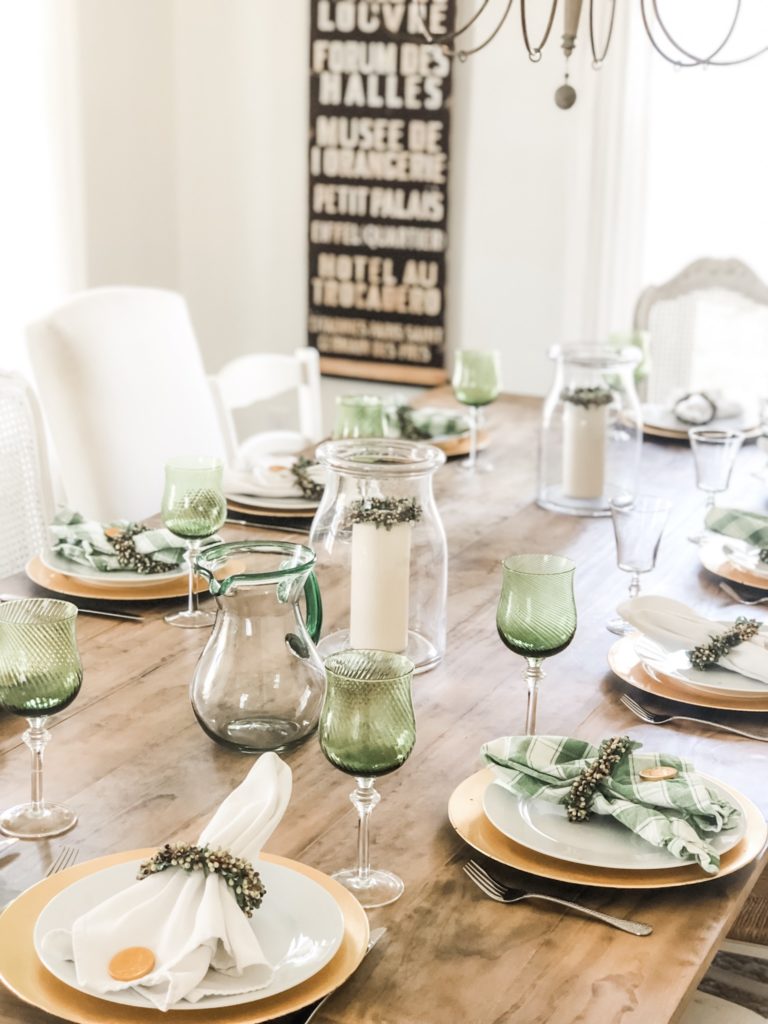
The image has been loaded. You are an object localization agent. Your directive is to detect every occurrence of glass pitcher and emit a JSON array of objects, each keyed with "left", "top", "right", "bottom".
[
  {"left": 191, "top": 541, "right": 325, "bottom": 753},
  {"left": 310, "top": 439, "right": 447, "bottom": 674},
  {"left": 538, "top": 345, "right": 643, "bottom": 517}
]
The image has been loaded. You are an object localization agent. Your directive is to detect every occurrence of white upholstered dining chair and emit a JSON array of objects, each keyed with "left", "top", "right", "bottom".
[
  {"left": 0, "top": 372, "right": 55, "bottom": 577},
  {"left": 26, "top": 287, "right": 227, "bottom": 522},
  {"left": 209, "top": 347, "right": 323, "bottom": 467},
  {"left": 634, "top": 258, "right": 768, "bottom": 406}
]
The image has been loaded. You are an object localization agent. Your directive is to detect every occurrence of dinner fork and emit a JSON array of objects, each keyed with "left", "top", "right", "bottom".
[
  {"left": 45, "top": 846, "right": 80, "bottom": 877},
  {"left": 462, "top": 861, "right": 652, "bottom": 936},
  {"left": 718, "top": 582, "right": 768, "bottom": 606},
  {"left": 620, "top": 693, "right": 768, "bottom": 742}
]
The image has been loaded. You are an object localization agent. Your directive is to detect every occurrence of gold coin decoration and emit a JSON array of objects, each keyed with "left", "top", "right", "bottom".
[
  {"left": 639, "top": 766, "right": 678, "bottom": 781},
  {"left": 108, "top": 946, "right": 155, "bottom": 981}
]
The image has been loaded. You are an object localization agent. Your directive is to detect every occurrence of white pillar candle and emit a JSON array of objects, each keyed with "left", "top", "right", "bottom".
[
  {"left": 562, "top": 401, "right": 607, "bottom": 500},
  {"left": 350, "top": 521, "right": 411, "bottom": 652}
]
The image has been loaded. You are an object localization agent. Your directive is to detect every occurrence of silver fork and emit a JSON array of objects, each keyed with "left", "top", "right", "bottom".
[
  {"left": 621, "top": 693, "right": 768, "bottom": 742},
  {"left": 463, "top": 861, "right": 651, "bottom": 936},
  {"left": 45, "top": 846, "right": 80, "bottom": 877},
  {"left": 718, "top": 582, "right": 768, "bottom": 606}
]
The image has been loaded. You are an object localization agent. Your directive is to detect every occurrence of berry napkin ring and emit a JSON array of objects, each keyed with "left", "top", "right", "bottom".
[
  {"left": 137, "top": 843, "right": 266, "bottom": 917},
  {"left": 687, "top": 617, "right": 761, "bottom": 671},
  {"left": 564, "top": 736, "right": 632, "bottom": 822}
]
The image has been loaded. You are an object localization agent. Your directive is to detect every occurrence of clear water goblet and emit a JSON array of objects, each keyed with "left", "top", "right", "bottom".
[
  {"left": 606, "top": 495, "right": 671, "bottom": 635},
  {"left": 451, "top": 349, "right": 502, "bottom": 472},
  {"left": 0, "top": 599, "right": 82, "bottom": 839},
  {"left": 688, "top": 428, "right": 745, "bottom": 541},
  {"left": 496, "top": 554, "right": 576, "bottom": 735},
  {"left": 161, "top": 456, "right": 227, "bottom": 628},
  {"left": 333, "top": 395, "right": 386, "bottom": 439},
  {"left": 319, "top": 649, "right": 415, "bottom": 908}
]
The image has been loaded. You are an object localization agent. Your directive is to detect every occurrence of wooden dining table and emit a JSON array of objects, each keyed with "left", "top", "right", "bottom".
[{"left": 1, "top": 390, "right": 767, "bottom": 1024}]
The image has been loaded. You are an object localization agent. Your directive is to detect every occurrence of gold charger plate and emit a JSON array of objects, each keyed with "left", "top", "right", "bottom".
[
  {"left": 449, "top": 768, "right": 766, "bottom": 889},
  {"left": 227, "top": 500, "right": 317, "bottom": 521},
  {"left": 26, "top": 557, "right": 208, "bottom": 602},
  {"left": 434, "top": 429, "right": 489, "bottom": 459},
  {"left": 0, "top": 848, "right": 369, "bottom": 1024},
  {"left": 608, "top": 634, "right": 768, "bottom": 712},
  {"left": 699, "top": 541, "right": 768, "bottom": 592}
]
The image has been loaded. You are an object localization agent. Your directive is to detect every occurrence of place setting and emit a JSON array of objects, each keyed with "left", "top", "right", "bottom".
[{"left": 642, "top": 390, "right": 761, "bottom": 442}]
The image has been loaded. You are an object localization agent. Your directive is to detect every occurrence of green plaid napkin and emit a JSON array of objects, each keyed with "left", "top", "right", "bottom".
[
  {"left": 49, "top": 510, "right": 187, "bottom": 573},
  {"left": 482, "top": 735, "right": 741, "bottom": 874},
  {"left": 705, "top": 507, "right": 768, "bottom": 549},
  {"left": 386, "top": 405, "right": 469, "bottom": 441}
]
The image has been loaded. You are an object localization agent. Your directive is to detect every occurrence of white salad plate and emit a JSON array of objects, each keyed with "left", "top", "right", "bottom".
[
  {"left": 40, "top": 549, "right": 187, "bottom": 588},
  {"left": 641, "top": 404, "right": 758, "bottom": 438},
  {"left": 225, "top": 493, "right": 320, "bottom": 512},
  {"left": 635, "top": 636, "right": 768, "bottom": 698},
  {"left": 482, "top": 775, "right": 746, "bottom": 872},
  {"left": 33, "top": 858, "right": 345, "bottom": 1011}
]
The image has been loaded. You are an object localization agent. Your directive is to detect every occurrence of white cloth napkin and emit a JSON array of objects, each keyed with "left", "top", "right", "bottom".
[
  {"left": 41, "top": 753, "right": 292, "bottom": 1011},
  {"left": 668, "top": 389, "right": 741, "bottom": 425},
  {"left": 620, "top": 595, "right": 768, "bottom": 685},
  {"left": 224, "top": 456, "right": 324, "bottom": 500}
]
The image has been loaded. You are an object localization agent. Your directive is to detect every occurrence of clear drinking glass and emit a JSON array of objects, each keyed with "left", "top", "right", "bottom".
[
  {"left": 161, "top": 456, "right": 228, "bottom": 628},
  {"left": 319, "top": 649, "right": 415, "bottom": 908},
  {"left": 688, "top": 428, "right": 745, "bottom": 541},
  {"left": 496, "top": 554, "right": 576, "bottom": 735},
  {"left": 0, "top": 599, "right": 82, "bottom": 839},
  {"left": 607, "top": 496, "right": 671, "bottom": 635},
  {"left": 333, "top": 395, "right": 386, "bottom": 439},
  {"left": 451, "top": 349, "right": 502, "bottom": 471}
]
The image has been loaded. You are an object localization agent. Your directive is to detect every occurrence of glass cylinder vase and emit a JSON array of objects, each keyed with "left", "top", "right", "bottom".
[
  {"left": 310, "top": 440, "right": 447, "bottom": 674},
  {"left": 538, "top": 345, "right": 643, "bottom": 517}
]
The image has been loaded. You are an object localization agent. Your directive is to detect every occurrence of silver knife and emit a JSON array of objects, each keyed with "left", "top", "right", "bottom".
[
  {"left": 301, "top": 927, "right": 386, "bottom": 1023},
  {"left": 0, "top": 594, "right": 143, "bottom": 623}
]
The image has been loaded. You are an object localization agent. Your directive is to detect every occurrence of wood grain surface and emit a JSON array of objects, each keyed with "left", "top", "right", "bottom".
[{"left": 1, "top": 390, "right": 767, "bottom": 1024}]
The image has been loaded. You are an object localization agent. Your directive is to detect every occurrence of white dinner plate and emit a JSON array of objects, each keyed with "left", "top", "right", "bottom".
[
  {"left": 635, "top": 636, "right": 768, "bottom": 697},
  {"left": 725, "top": 546, "right": 768, "bottom": 579},
  {"left": 40, "top": 549, "right": 187, "bottom": 588},
  {"left": 33, "top": 858, "right": 345, "bottom": 1011},
  {"left": 482, "top": 775, "right": 746, "bottom": 871},
  {"left": 225, "top": 493, "right": 320, "bottom": 512},
  {"left": 642, "top": 403, "right": 758, "bottom": 437}
]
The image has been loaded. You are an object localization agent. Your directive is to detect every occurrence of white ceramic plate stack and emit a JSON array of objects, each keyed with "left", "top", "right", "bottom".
[{"left": 33, "top": 858, "right": 346, "bottom": 1012}]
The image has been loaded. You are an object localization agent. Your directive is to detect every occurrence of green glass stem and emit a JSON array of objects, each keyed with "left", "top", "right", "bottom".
[
  {"left": 351, "top": 777, "right": 380, "bottom": 884},
  {"left": 523, "top": 657, "right": 544, "bottom": 736},
  {"left": 25, "top": 718, "right": 50, "bottom": 817},
  {"left": 186, "top": 539, "right": 202, "bottom": 616}
]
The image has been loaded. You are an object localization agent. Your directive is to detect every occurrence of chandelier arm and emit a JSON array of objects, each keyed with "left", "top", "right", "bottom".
[
  {"left": 520, "top": 0, "right": 559, "bottom": 60},
  {"left": 642, "top": 0, "right": 768, "bottom": 67},
  {"left": 652, "top": 0, "right": 740, "bottom": 65},
  {"left": 589, "top": 0, "right": 616, "bottom": 65},
  {"left": 447, "top": 0, "right": 516, "bottom": 60},
  {"left": 414, "top": 0, "right": 494, "bottom": 45}
]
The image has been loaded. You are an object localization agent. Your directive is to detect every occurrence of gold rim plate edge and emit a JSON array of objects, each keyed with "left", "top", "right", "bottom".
[
  {"left": 608, "top": 634, "right": 768, "bottom": 713},
  {"left": 448, "top": 768, "right": 767, "bottom": 889},
  {"left": 25, "top": 557, "right": 208, "bottom": 602},
  {"left": 0, "top": 848, "right": 369, "bottom": 1024},
  {"left": 699, "top": 546, "right": 768, "bottom": 592}
]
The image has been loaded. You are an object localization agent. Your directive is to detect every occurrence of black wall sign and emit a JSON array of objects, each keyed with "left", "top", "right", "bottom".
[{"left": 308, "top": 0, "right": 454, "bottom": 385}]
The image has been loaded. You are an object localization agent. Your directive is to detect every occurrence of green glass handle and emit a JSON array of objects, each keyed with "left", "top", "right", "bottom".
[{"left": 303, "top": 572, "right": 323, "bottom": 643}]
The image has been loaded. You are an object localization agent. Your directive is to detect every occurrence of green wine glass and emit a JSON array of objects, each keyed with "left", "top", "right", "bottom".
[
  {"left": 451, "top": 349, "right": 502, "bottom": 472},
  {"left": 319, "top": 649, "right": 415, "bottom": 908},
  {"left": 161, "top": 456, "right": 227, "bottom": 628},
  {"left": 496, "top": 554, "right": 576, "bottom": 735},
  {"left": 333, "top": 395, "right": 386, "bottom": 439},
  {"left": 0, "top": 599, "right": 82, "bottom": 839}
]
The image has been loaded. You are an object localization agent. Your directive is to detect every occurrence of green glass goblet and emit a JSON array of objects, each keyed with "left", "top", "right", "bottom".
[
  {"left": 496, "top": 554, "right": 576, "bottom": 735},
  {"left": 0, "top": 599, "right": 82, "bottom": 839},
  {"left": 333, "top": 395, "right": 386, "bottom": 439},
  {"left": 161, "top": 456, "right": 228, "bottom": 628},
  {"left": 451, "top": 349, "right": 502, "bottom": 472},
  {"left": 319, "top": 649, "right": 415, "bottom": 908}
]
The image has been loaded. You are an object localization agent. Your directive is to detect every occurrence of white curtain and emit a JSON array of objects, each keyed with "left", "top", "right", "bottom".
[{"left": 0, "top": 0, "right": 83, "bottom": 377}]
